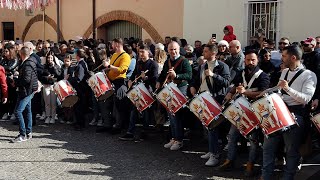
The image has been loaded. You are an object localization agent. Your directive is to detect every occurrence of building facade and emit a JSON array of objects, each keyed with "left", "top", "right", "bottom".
[{"left": 0, "top": 0, "right": 319, "bottom": 46}]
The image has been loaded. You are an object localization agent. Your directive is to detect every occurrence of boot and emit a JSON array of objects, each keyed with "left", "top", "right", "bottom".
[
  {"left": 217, "top": 159, "right": 233, "bottom": 171},
  {"left": 244, "top": 161, "right": 254, "bottom": 177}
]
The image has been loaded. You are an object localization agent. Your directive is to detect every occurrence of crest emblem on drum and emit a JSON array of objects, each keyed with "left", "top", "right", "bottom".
[{"left": 229, "top": 110, "right": 240, "bottom": 122}]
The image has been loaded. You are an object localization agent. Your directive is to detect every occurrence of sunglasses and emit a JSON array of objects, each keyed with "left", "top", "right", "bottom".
[
  {"left": 303, "top": 43, "right": 310, "bottom": 47},
  {"left": 317, "top": 42, "right": 320, "bottom": 45},
  {"left": 278, "top": 42, "right": 288, "bottom": 45},
  {"left": 264, "top": 54, "right": 271, "bottom": 57},
  {"left": 218, "top": 45, "right": 227, "bottom": 48}
]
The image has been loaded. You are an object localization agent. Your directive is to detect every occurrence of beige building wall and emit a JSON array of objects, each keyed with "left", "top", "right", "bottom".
[
  {"left": 183, "top": 0, "right": 245, "bottom": 46},
  {"left": 280, "top": 0, "right": 320, "bottom": 42}
]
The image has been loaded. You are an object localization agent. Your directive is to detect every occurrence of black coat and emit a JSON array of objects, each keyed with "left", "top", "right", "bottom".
[
  {"left": 16, "top": 58, "right": 38, "bottom": 98},
  {"left": 130, "top": 59, "right": 158, "bottom": 90},
  {"left": 41, "top": 64, "right": 61, "bottom": 85}
]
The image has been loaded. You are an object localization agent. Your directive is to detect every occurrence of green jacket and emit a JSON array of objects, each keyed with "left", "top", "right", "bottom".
[{"left": 158, "top": 56, "right": 192, "bottom": 87}]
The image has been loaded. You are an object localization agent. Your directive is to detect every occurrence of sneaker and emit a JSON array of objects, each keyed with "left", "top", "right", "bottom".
[
  {"left": 10, "top": 115, "right": 16, "bottom": 120},
  {"left": 66, "top": 121, "right": 73, "bottom": 125},
  {"left": 89, "top": 119, "right": 97, "bottom": 126},
  {"left": 164, "top": 139, "right": 175, "bottom": 149},
  {"left": 119, "top": 133, "right": 134, "bottom": 141},
  {"left": 2, "top": 113, "right": 9, "bottom": 120},
  {"left": 11, "top": 135, "right": 27, "bottom": 143},
  {"left": 60, "top": 119, "right": 65, "bottom": 124},
  {"left": 205, "top": 154, "right": 220, "bottom": 166},
  {"left": 45, "top": 117, "right": 50, "bottom": 124},
  {"left": 54, "top": 114, "right": 58, "bottom": 120},
  {"left": 170, "top": 141, "right": 183, "bottom": 151},
  {"left": 201, "top": 152, "right": 212, "bottom": 159},
  {"left": 97, "top": 120, "right": 104, "bottom": 127},
  {"left": 217, "top": 159, "right": 233, "bottom": 171},
  {"left": 26, "top": 133, "right": 32, "bottom": 140},
  {"left": 49, "top": 118, "right": 55, "bottom": 124}
]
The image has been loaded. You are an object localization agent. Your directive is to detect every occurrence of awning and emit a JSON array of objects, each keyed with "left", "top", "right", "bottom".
[{"left": 0, "top": 0, "right": 55, "bottom": 10}]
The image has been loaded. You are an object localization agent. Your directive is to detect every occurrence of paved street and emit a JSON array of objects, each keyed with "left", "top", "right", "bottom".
[{"left": 0, "top": 118, "right": 319, "bottom": 180}]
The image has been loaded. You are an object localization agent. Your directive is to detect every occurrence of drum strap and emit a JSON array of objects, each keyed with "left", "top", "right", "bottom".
[
  {"left": 281, "top": 69, "right": 305, "bottom": 95},
  {"left": 242, "top": 69, "right": 263, "bottom": 89},
  {"left": 111, "top": 52, "right": 126, "bottom": 66},
  {"left": 168, "top": 56, "right": 184, "bottom": 81},
  {"left": 204, "top": 63, "right": 215, "bottom": 96}
]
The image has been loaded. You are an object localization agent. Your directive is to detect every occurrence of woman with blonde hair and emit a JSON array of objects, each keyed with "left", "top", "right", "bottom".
[{"left": 154, "top": 43, "right": 167, "bottom": 75}]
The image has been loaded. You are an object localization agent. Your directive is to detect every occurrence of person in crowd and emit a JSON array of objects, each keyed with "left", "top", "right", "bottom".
[
  {"left": 0, "top": 43, "right": 19, "bottom": 121},
  {"left": 194, "top": 40, "right": 203, "bottom": 58},
  {"left": 124, "top": 45, "right": 137, "bottom": 79},
  {"left": 11, "top": 47, "right": 38, "bottom": 143},
  {"left": 223, "top": 25, "right": 237, "bottom": 43},
  {"left": 190, "top": 44, "right": 230, "bottom": 166},
  {"left": 217, "top": 40, "right": 231, "bottom": 62},
  {"left": 41, "top": 52, "right": 61, "bottom": 124},
  {"left": 102, "top": 38, "right": 131, "bottom": 134},
  {"left": 119, "top": 45, "right": 159, "bottom": 141},
  {"left": 225, "top": 40, "right": 245, "bottom": 84},
  {"left": 261, "top": 45, "right": 317, "bottom": 180},
  {"left": 259, "top": 49, "right": 276, "bottom": 76},
  {"left": 219, "top": 50, "right": 270, "bottom": 176},
  {"left": 157, "top": 41, "right": 192, "bottom": 150},
  {"left": 0, "top": 64, "right": 8, "bottom": 118},
  {"left": 144, "top": 39, "right": 155, "bottom": 56},
  {"left": 270, "top": 37, "right": 290, "bottom": 68},
  {"left": 164, "top": 36, "right": 171, "bottom": 52}
]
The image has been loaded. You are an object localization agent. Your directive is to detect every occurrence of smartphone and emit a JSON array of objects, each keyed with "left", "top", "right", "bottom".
[{"left": 212, "top": 34, "right": 216, "bottom": 39}]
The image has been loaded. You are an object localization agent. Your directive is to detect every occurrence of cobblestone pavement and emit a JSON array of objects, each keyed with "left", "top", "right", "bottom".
[{"left": 0, "top": 118, "right": 319, "bottom": 180}]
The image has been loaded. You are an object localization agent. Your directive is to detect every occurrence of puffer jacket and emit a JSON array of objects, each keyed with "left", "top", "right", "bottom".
[
  {"left": 16, "top": 58, "right": 38, "bottom": 98},
  {"left": 0, "top": 57, "right": 19, "bottom": 76}
]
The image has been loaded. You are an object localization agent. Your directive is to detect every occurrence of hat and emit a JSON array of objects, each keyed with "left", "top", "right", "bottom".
[
  {"left": 303, "top": 37, "right": 316, "bottom": 46},
  {"left": 218, "top": 40, "right": 229, "bottom": 48},
  {"left": 155, "top": 43, "right": 165, "bottom": 51}
]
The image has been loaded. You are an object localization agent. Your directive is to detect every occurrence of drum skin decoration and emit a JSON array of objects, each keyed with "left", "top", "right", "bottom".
[{"left": 127, "top": 82, "right": 155, "bottom": 113}]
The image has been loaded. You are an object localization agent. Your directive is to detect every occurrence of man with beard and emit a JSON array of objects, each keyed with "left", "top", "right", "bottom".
[
  {"left": 218, "top": 49, "right": 270, "bottom": 177},
  {"left": 194, "top": 40, "right": 203, "bottom": 58},
  {"left": 261, "top": 45, "right": 316, "bottom": 180}
]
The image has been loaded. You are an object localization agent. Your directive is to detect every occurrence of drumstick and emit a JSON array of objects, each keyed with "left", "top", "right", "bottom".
[
  {"left": 257, "top": 86, "right": 279, "bottom": 97},
  {"left": 153, "top": 68, "right": 173, "bottom": 95},
  {"left": 92, "top": 63, "right": 104, "bottom": 72},
  {"left": 128, "top": 70, "right": 149, "bottom": 89},
  {"left": 222, "top": 92, "right": 239, "bottom": 108}
]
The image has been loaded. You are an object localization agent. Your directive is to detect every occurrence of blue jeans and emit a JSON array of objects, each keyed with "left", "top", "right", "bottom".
[
  {"left": 15, "top": 93, "right": 34, "bottom": 136},
  {"left": 262, "top": 115, "right": 304, "bottom": 180},
  {"left": 208, "top": 129, "right": 219, "bottom": 154},
  {"left": 168, "top": 85, "right": 187, "bottom": 141},
  {"left": 227, "top": 125, "right": 258, "bottom": 162},
  {"left": 127, "top": 106, "right": 153, "bottom": 134}
]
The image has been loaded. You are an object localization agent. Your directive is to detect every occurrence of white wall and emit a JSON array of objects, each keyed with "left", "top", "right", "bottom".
[
  {"left": 280, "top": 0, "right": 320, "bottom": 42},
  {"left": 183, "top": 0, "right": 246, "bottom": 46}
]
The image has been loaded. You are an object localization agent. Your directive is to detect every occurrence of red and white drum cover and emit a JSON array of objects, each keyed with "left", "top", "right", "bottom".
[
  {"left": 188, "top": 91, "right": 222, "bottom": 127},
  {"left": 88, "top": 72, "right": 114, "bottom": 101},
  {"left": 156, "top": 82, "right": 188, "bottom": 115},
  {"left": 127, "top": 82, "right": 155, "bottom": 113},
  {"left": 251, "top": 93, "right": 296, "bottom": 136},
  {"left": 223, "top": 96, "right": 260, "bottom": 137}
]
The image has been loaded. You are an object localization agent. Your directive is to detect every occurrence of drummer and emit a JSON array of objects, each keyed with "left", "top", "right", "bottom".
[
  {"left": 119, "top": 45, "right": 159, "bottom": 141},
  {"left": 156, "top": 41, "right": 192, "bottom": 151},
  {"left": 219, "top": 49, "right": 270, "bottom": 176},
  {"left": 189, "top": 44, "right": 230, "bottom": 166},
  {"left": 261, "top": 45, "right": 317, "bottom": 180}
]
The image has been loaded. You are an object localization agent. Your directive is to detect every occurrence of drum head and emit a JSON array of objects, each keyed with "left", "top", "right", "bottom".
[
  {"left": 98, "top": 90, "right": 114, "bottom": 101},
  {"left": 61, "top": 95, "right": 79, "bottom": 107}
]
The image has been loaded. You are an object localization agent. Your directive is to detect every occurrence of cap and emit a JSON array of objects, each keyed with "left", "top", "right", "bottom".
[{"left": 303, "top": 37, "right": 316, "bottom": 45}]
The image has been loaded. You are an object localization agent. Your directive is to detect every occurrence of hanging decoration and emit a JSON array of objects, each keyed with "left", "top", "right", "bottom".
[{"left": 0, "top": 0, "right": 55, "bottom": 10}]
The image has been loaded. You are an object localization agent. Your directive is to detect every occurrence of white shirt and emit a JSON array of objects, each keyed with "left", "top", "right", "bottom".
[
  {"left": 199, "top": 60, "right": 219, "bottom": 92},
  {"left": 279, "top": 64, "right": 317, "bottom": 106}
]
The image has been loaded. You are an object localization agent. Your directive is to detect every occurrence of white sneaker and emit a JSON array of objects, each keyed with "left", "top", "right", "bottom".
[
  {"left": 89, "top": 119, "right": 97, "bottom": 126},
  {"left": 54, "top": 114, "right": 58, "bottom": 120},
  {"left": 170, "top": 141, "right": 183, "bottom": 151},
  {"left": 10, "top": 115, "right": 16, "bottom": 120},
  {"left": 164, "top": 139, "right": 175, "bottom": 149},
  {"left": 50, "top": 118, "right": 55, "bottom": 124},
  {"left": 2, "top": 113, "right": 9, "bottom": 120},
  {"left": 45, "top": 117, "right": 50, "bottom": 124},
  {"left": 201, "top": 152, "right": 212, "bottom": 159},
  {"left": 205, "top": 154, "right": 219, "bottom": 166},
  {"left": 97, "top": 120, "right": 104, "bottom": 127}
]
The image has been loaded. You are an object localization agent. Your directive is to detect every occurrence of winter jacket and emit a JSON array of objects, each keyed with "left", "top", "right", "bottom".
[{"left": 16, "top": 58, "right": 38, "bottom": 98}]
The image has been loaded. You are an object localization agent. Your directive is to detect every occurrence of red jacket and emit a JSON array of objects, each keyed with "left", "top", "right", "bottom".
[
  {"left": 223, "top": 25, "right": 237, "bottom": 43},
  {"left": 0, "top": 65, "right": 8, "bottom": 99}
]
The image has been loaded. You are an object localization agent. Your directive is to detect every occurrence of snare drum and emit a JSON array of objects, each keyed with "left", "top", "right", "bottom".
[
  {"left": 156, "top": 82, "right": 188, "bottom": 115},
  {"left": 87, "top": 72, "right": 114, "bottom": 101},
  {"left": 127, "top": 82, "right": 155, "bottom": 113},
  {"left": 251, "top": 93, "right": 296, "bottom": 136},
  {"left": 311, "top": 113, "right": 320, "bottom": 133},
  {"left": 223, "top": 96, "right": 260, "bottom": 137},
  {"left": 54, "top": 80, "right": 79, "bottom": 107},
  {"left": 188, "top": 91, "right": 222, "bottom": 127}
]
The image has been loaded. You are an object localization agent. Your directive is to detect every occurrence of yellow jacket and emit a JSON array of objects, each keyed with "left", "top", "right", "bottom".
[{"left": 107, "top": 51, "right": 131, "bottom": 81}]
